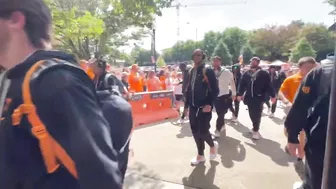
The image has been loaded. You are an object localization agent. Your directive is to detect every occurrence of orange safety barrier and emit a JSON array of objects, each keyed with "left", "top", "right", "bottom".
[{"left": 129, "top": 91, "right": 179, "bottom": 127}]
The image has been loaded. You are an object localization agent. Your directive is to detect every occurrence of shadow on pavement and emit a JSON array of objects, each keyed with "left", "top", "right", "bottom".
[
  {"left": 124, "top": 162, "right": 165, "bottom": 189},
  {"left": 270, "top": 116, "right": 285, "bottom": 125},
  {"left": 176, "top": 123, "right": 193, "bottom": 138},
  {"left": 294, "top": 161, "right": 305, "bottom": 181},
  {"left": 218, "top": 136, "right": 246, "bottom": 168},
  {"left": 245, "top": 138, "right": 290, "bottom": 167},
  {"left": 182, "top": 162, "right": 220, "bottom": 189},
  {"left": 226, "top": 121, "right": 251, "bottom": 139}
]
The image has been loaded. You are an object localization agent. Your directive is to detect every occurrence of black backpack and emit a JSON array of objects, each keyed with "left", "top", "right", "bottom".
[
  {"left": 8, "top": 59, "right": 132, "bottom": 182},
  {"left": 97, "top": 90, "right": 132, "bottom": 181}
]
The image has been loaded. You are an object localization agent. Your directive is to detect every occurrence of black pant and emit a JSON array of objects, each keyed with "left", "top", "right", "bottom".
[
  {"left": 265, "top": 100, "right": 277, "bottom": 113},
  {"left": 300, "top": 147, "right": 324, "bottom": 189},
  {"left": 189, "top": 106, "right": 214, "bottom": 156},
  {"left": 246, "top": 98, "right": 263, "bottom": 132},
  {"left": 231, "top": 99, "right": 240, "bottom": 117},
  {"left": 214, "top": 94, "right": 231, "bottom": 131}
]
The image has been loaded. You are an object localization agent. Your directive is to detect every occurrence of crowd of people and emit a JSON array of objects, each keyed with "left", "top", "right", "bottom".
[{"left": 0, "top": 0, "right": 334, "bottom": 189}]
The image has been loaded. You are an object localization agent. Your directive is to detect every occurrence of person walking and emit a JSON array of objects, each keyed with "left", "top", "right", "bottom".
[
  {"left": 184, "top": 49, "right": 219, "bottom": 165},
  {"left": 230, "top": 64, "right": 242, "bottom": 121},
  {"left": 237, "top": 57, "right": 276, "bottom": 140},
  {"left": 0, "top": 0, "right": 123, "bottom": 188},
  {"left": 211, "top": 56, "right": 236, "bottom": 138},
  {"left": 267, "top": 65, "right": 283, "bottom": 118}
]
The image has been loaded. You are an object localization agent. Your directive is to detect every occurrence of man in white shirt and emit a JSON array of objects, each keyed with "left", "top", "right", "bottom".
[{"left": 212, "top": 56, "right": 236, "bottom": 137}]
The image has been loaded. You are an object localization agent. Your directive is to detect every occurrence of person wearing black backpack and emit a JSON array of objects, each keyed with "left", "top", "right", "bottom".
[
  {"left": 0, "top": 0, "right": 123, "bottom": 188},
  {"left": 89, "top": 58, "right": 132, "bottom": 182},
  {"left": 286, "top": 60, "right": 333, "bottom": 189},
  {"left": 237, "top": 57, "right": 276, "bottom": 140},
  {"left": 90, "top": 58, "right": 128, "bottom": 97},
  {"left": 184, "top": 49, "right": 219, "bottom": 165}
]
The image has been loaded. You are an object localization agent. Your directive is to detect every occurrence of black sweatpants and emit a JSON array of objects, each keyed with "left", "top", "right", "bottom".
[
  {"left": 246, "top": 98, "right": 263, "bottom": 132},
  {"left": 265, "top": 99, "right": 277, "bottom": 113},
  {"left": 214, "top": 94, "right": 231, "bottom": 131},
  {"left": 300, "top": 147, "right": 324, "bottom": 189},
  {"left": 189, "top": 106, "right": 214, "bottom": 156},
  {"left": 230, "top": 99, "right": 240, "bottom": 117}
]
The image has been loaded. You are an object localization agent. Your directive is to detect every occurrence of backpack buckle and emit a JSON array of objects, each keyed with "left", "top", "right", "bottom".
[{"left": 31, "top": 126, "right": 48, "bottom": 139}]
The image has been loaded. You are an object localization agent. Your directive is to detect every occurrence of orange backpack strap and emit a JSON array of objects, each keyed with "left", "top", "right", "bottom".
[
  {"left": 202, "top": 68, "right": 211, "bottom": 91},
  {"left": 11, "top": 59, "right": 78, "bottom": 178}
]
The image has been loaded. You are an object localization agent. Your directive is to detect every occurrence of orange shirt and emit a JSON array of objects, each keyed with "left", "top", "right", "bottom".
[
  {"left": 147, "top": 77, "right": 161, "bottom": 91},
  {"left": 128, "top": 72, "right": 143, "bottom": 92},
  {"left": 159, "top": 76, "right": 166, "bottom": 90},
  {"left": 280, "top": 72, "right": 303, "bottom": 103}
]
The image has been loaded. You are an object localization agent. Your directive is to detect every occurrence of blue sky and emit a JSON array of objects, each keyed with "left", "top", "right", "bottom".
[{"left": 138, "top": 0, "right": 334, "bottom": 52}]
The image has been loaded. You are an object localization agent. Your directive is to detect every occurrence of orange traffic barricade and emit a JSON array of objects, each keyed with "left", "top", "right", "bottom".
[{"left": 129, "top": 91, "right": 179, "bottom": 127}]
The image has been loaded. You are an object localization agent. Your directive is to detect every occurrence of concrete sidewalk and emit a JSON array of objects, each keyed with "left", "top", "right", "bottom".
[{"left": 124, "top": 105, "right": 302, "bottom": 189}]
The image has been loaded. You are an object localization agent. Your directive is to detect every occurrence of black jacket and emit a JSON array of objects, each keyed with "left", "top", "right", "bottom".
[
  {"left": 184, "top": 64, "right": 219, "bottom": 109},
  {"left": 0, "top": 50, "right": 122, "bottom": 189},
  {"left": 238, "top": 67, "right": 275, "bottom": 100},
  {"left": 95, "top": 73, "right": 126, "bottom": 94},
  {"left": 232, "top": 64, "right": 242, "bottom": 89},
  {"left": 285, "top": 63, "right": 332, "bottom": 146},
  {"left": 97, "top": 90, "right": 132, "bottom": 181},
  {"left": 269, "top": 71, "right": 283, "bottom": 92},
  {"left": 285, "top": 62, "right": 333, "bottom": 189},
  {"left": 182, "top": 69, "right": 189, "bottom": 95}
]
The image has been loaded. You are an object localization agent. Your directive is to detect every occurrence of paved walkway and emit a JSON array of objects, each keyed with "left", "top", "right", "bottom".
[{"left": 124, "top": 104, "right": 302, "bottom": 189}]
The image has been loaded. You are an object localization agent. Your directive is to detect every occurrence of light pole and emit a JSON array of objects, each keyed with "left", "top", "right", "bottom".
[{"left": 151, "top": 22, "right": 157, "bottom": 72}]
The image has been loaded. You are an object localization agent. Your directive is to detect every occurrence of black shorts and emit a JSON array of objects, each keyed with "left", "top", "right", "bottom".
[{"left": 175, "top": 94, "right": 183, "bottom": 101}]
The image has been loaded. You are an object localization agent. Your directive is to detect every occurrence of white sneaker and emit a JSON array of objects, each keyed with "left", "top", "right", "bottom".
[
  {"left": 190, "top": 156, "right": 206, "bottom": 165},
  {"left": 249, "top": 129, "right": 254, "bottom": 134},
  {"left": 210, "top": 141, "right": 219, "bottom": 160},
  {"left": 269, "top": 113, "right": 274, "bottom": 118},
  {"left": 267, "top": 108, "right": 271, "bottom": 114},
  {"left": 252, "top": 132, "right": 261, "bottom": 140},
  {"left": 293, "top": 182, "right": 302, "bottom": 189},
  {"left": 211, "top": 130, "right": 221, "bottom": 138},
  {"left": 177, "top": 118, "right": 184, "bottom": 124}
]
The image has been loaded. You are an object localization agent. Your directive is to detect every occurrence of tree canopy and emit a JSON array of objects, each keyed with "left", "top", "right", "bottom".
[
  {"left": 213, "top": 42, "right": 232, "bottom": 65},
  {"left": 161, "top": 22, "right": 334, "bottom": 64},
  {"left": 47, "top": 0, "right": 173, "bottom": 61},
  {"left": 290, "top": 38, "right": 316, "bottom": 63}
]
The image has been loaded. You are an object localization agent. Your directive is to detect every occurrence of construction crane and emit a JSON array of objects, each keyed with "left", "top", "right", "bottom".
[{"left": 169, "top": 0, "right": 247, "bottom": 39}]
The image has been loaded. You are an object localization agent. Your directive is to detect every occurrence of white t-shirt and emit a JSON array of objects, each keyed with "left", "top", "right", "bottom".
[
  {"left": 165, "top": 78, "right": 174, "bottom": 91},
  {"left": 216, "top": 69, "right": 237, "bottom": 97},
  {"left": 173, "top": 78, "right": 183, "bottom": 95}
]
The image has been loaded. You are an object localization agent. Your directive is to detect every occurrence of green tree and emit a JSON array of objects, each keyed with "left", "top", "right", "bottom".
[
  {"left": 163, "top": 40, "right": 202, "bottom": 62},
  {"left": 130, "top": 47, "right": 160, "bottom": 66},
  {"left": 290, "top": 38, "right": 316, "bottom": 63},
  {"left": 213, "top": 42, "right": 233, "bottom": 65},
  {"left": 241, "top": 44, "right": 255, "bottom": 64},
  {"left": 326, "top": 0, "right": 336, "bottom": 14},
  {"left": 48, "top": 0, "right": 173, "bottom": 59},
  {"left": 222, "top": 27, "right": 248, "bottom": 62},
  {"left": 202, "top": 31, "right": 222, "bottom": 56},
  {"left": 299, "top": 23, "right": 334, "bottom": 60},
  {"left": 162, "top": 48, "right": 173, "bottom": 62},
  {"left": 156, "top": 56, "right": 166, "bottom": 67}
]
